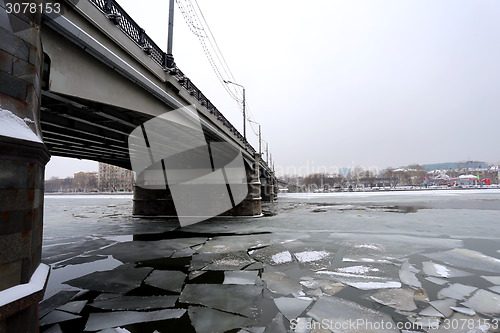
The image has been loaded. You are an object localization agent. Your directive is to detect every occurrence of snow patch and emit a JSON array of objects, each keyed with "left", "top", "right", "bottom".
[{"left": 0, "top": 108, "right": 42, "bottom": 143}]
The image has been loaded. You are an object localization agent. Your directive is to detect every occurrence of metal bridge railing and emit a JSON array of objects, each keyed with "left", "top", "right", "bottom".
[{"left": 88, "top": 0, "right": 256, "bottom": 155}]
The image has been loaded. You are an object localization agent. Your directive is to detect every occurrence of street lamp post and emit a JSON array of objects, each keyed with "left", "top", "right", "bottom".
[
  {"left": 223, "top": 80, "right": 246, "bottom": 141},
  {"left": 248, "top": 119, "right": 261, "bottom": 156}
]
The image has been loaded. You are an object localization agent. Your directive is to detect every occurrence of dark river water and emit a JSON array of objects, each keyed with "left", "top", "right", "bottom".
[{"left": 40, "top": 189, "right": 500, "bottom": 332}]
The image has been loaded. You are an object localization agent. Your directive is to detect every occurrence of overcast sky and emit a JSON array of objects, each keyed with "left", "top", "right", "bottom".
[{"left": 46, "top": 0, "right": 500, "bottom": 178}]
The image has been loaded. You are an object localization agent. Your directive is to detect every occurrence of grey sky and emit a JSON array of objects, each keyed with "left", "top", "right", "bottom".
[{"left": 46, "top": 0, "right": 500, "bottom": 178}]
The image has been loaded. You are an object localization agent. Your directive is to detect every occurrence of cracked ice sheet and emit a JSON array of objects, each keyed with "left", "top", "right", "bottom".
[
  {"left": 261, "top": 272, "right": 303, "bottom": 296},
  {"left": 316, "top": 263, "right": 401, "bottom": 290},
  {"left": 399, "top": 262, "right": 421, "bottom": 288},
  {"left": 90, "top": 295, "right": 178, "bottom": 311},
  {"left": 462, "top": 289, "right": 500, "bottom": 314},
  {"left": 65, "top": 266, "right": 153, "bottom": 294},
  {"left": 179, "top": 284, "right": 262, "bottom": 317},
  {"left": 430, "top": 299, "right": 456, "bottom": 317},
  {"left": 223, "top": 270, "right": 259, "bottom": 285},
  {"left": 250, "top": 245, "right": 293, "bottom": 265},
  {"left": 84, "top": 309, "right": 185, "bottom": 331},
  {"left": 425, "top": 248, "right": 500, "bottom": 273},
  {"left": 190, "top": 251, "right": 255, "bottom": 271},
  {"left": 307, "top": 295, "right": 399, "bottom": 333},
  {"left": 197, "top": 235, "right": 272, "bottom": 254},
  {"left": 144, "top": 270, "right": 186, "bottom": 293},
  {"left": 330, "top": 234, "right": 463, "bottom": 259},
  {"left": 437, "top": 283, "right": 476, "bottom": 300},
  {"left": 369, "top": 288, "right": 417, "bottom": 311},
  {"left": 188, "top": 307, "right": 254, "bottom": 333},
  {"left": 422, "top": 261, "right": 472, "bottom": 278},
  {"left": 273, "top": 297, "right": 313, "bottom": 321}
]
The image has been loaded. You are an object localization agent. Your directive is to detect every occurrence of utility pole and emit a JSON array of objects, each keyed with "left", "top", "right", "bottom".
[{"left": 166, "top": 0, "right": 175, "bottom": 68}]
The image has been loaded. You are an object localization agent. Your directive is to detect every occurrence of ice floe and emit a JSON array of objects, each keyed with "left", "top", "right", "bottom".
[
  {"left": 462, "top": 289, "right": 500, "bottom": 314},
  {"left": 481, "top": 275, "right": 500, "bottom": 284},
  {"left": 188, "top": 306, "right": 253, "bottom": 333},
  {"left": 65, "top": 266, "right": 153, "bottom": 294},
  {"left": 250, "top": 245, "right": 293, "bottom": 265},
  {"left": 90, "top": 295, "right": 178, "bottom": 311},
  {"left": 425, "top": 248, "right": 500, "bottom": 273},
  {"left": 399, "top": 262, "right": 422, "bottom": 288},
  {"left": 190, "top": 251, "right": 255, "bottom": 271},
  {"left": 429, "top": 298, "right": 456, "bottom": 317},
  {"left": 40, "top": 310, "right": 81, "bottom": 327},
  {"left": 307, "top": 295, "right": 398, "bottom": 332},
  {"left": 419, "top": 306, "right": 445, "bottom": 318},
  {"left": 293, "top": 251, "right": 331, "bottom": 263},
  {"left": 449, "top": 306, "right": 476, "bottom": 316},
  {"left": 261, "top": 272, "right": 303, "bottom": 296},
  {"left": 264, "top": 312, "right": 287, "bottom": 333},
  {"left": 144, "top": 270, "right": 186, "bottom": 293},
  {"left": 422, "top": 261, "right": 472, "bottom": 278},
  {"left": 56, "top": 300, "right": 87, "bottom": 314},
  {"left": 223, "top": 270, "right": 259, "bottom": 285},
  {"left": 437, "top": 283, "right": 476, "bottom": 300},
  {"left": 179, "top": 284, "right": 262, "bottom": 317},
  {"left": 273, "top": 297, "right": 313, "bottom": 321},
  {"left": 84, "top": 309, "right": 185, "bottom": 331},
  {"left": 370, "top": 288, "right": 417, "bottom": 311},
  {"left": 425, "top": 276, "right": 449, "bottom": 285}
]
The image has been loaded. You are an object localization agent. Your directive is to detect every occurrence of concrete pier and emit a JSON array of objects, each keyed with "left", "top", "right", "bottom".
[{"left": 0, "top": 2, "right": 50, "bottom": 331}]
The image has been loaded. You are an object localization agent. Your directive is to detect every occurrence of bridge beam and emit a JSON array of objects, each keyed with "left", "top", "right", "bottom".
[{"left": 0, "top": 2, "right": 51, "bottom": 331}]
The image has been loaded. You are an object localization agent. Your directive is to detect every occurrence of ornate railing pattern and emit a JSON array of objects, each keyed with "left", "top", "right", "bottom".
[{"left": 88, "top": 0, "right": 256, "bottom": 155}]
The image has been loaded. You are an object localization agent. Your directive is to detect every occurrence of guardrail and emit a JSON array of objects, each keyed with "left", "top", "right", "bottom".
[{"left": 88, "top": 0, "right": 257, "bottom": 155}]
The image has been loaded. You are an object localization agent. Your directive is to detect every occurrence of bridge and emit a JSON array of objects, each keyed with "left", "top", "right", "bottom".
[{"left": 0, "top": 0, "right": 277, "bottom": 329}]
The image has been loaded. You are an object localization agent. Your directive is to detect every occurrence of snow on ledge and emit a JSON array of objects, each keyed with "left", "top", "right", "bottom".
[
  {"left": 0, "top": 108, "right": 42, "bottom": 143},
  {"left": 0, "top": 264, "right": 50, "bottom": 308}
]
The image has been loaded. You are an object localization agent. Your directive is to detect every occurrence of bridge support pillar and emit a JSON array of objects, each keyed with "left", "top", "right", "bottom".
[
  {"left": 230, "top": 153, "right": 262, "bottom": 216},
  {"left": 261, "top": 178, "right": 275, "bottom": 202},
  {"left": 132, "top": 185, "right": 177, "bottom": 216},
  {"left": 0, "top": 3, "right": 51, "bottom": 332}
]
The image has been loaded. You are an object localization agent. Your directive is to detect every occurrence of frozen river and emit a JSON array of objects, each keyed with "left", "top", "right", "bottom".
[{"left": 40, "top": 189, "right": 500, "bottom": 332}]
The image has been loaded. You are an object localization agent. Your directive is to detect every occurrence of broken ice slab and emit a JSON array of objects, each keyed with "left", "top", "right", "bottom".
[
  {"left": 422, "top": 261, "right": 472, "bottom": 278},
  {"left": 171, "top": 247, "right": 195, "bottom": 258},
  {"left": 250, "top": 245, "right": 293, "bottom": 265},
  {"left": 437, "top": 283, "right": 476, "bottom": 300},
  {"left": 190, "top": 251, "right": 255, "bottom": 271},
  {"left": 197, "top": 235, "right": 272, "bottom": 254},
  {"left": 93, "top": 293, "right": 121, "bottom": 302},
  {"left": 223, "top": 270, "right": 259, "bottom": 285},
  {"left": 40, "top": 290, "right": 80, "bottom": 318},
  {"left": 489, "top": 285, "right": 500, "bottom": 294},
  {"left": 144, "top": 270, "right": 186, "bottom": 293},
  {"left": 481, "top": 275, "right": 500, "bottom": 284},
  {"left": 96, "top": 241, "right": 175, "bottom": 263},
  {"left": 425, "top": 248, "right": 500, "bottom": 273},
  {"left": 188, "top": 271, "right": 206, "bottom": 280},
  {"left": 264, "top": 312, "right": 287, "bottom": 333},
  {"left": 449, "top": 306, "right": 476, "bottom": 316},
  {"left": 273, "top": 297, "right": 313, "bottom": 321},
  {"left": 462, "top": 289, "right": 500, "bottom": 314},
  {"left": 429, "top": 298, "right": 456, "bottom": 317},
  {"left": 293, "top": 251, "right": 331, "bottom": 263},
  {"left": 342, "top": 256, "right": 393, "bottom": 264},
  {"left": 299, "top": 279, "right": 345, "bottom": 296},
  {"left": 399, "top": 262, "right": 422, "bottom": 288},
  {"left": 261, "top": 272, "right": 303, "bottom": 296},
  {"left": 307, "top": 295, "right": 399, "bottom": 333},
  {"left": 419, "top": 306, "right": 445, "bottom": 318},
  {"left": 90, "top": 295, "right": 178, "bottom": 311},
  {"left": 425, "top": 276, "right": 449, "bottom": 286},
  {"left": 179, "top": 284, "right": 262, "bottom": 317},
  {"left": 244, "top": 262, "right": 265, "bottom": 271},
  {"left": 189, "top": 306, "right": 254, "bottom": 333},
  {"left": 370, "top": 288, "right": 417, "bottom": 311},
  {"left": 84, "top": 309, "right": 186, "bottom": 331},
  {"left": 65, "top": 266, "right": 153, "bottom": 294},
  {"left": 316, "top": 265, "right": 401, "bottom": 290},
  {"left": 56, "top": 300, "right": 88, "bottom": 314},
  {"left": 39, "top": 310, "right": 81, "bottom": 327}
]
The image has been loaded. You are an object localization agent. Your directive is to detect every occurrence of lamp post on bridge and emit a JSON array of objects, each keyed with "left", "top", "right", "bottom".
[
  {"left": 223, "top": 80, "right": 246, "bottom": 141},
  {"left": 248, "top": 119, "right": 261, "bottom": 156}
]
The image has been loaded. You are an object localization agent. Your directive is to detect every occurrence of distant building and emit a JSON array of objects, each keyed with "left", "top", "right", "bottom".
[
  {"left": 422, "top": 161, "right": 487, "bottom": 171},
  {"left": 98, "top": 163, "right": 135, "bottom": 192},
  {"left": 73, "top": 172, "right": 98, "bottom": 192}
]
